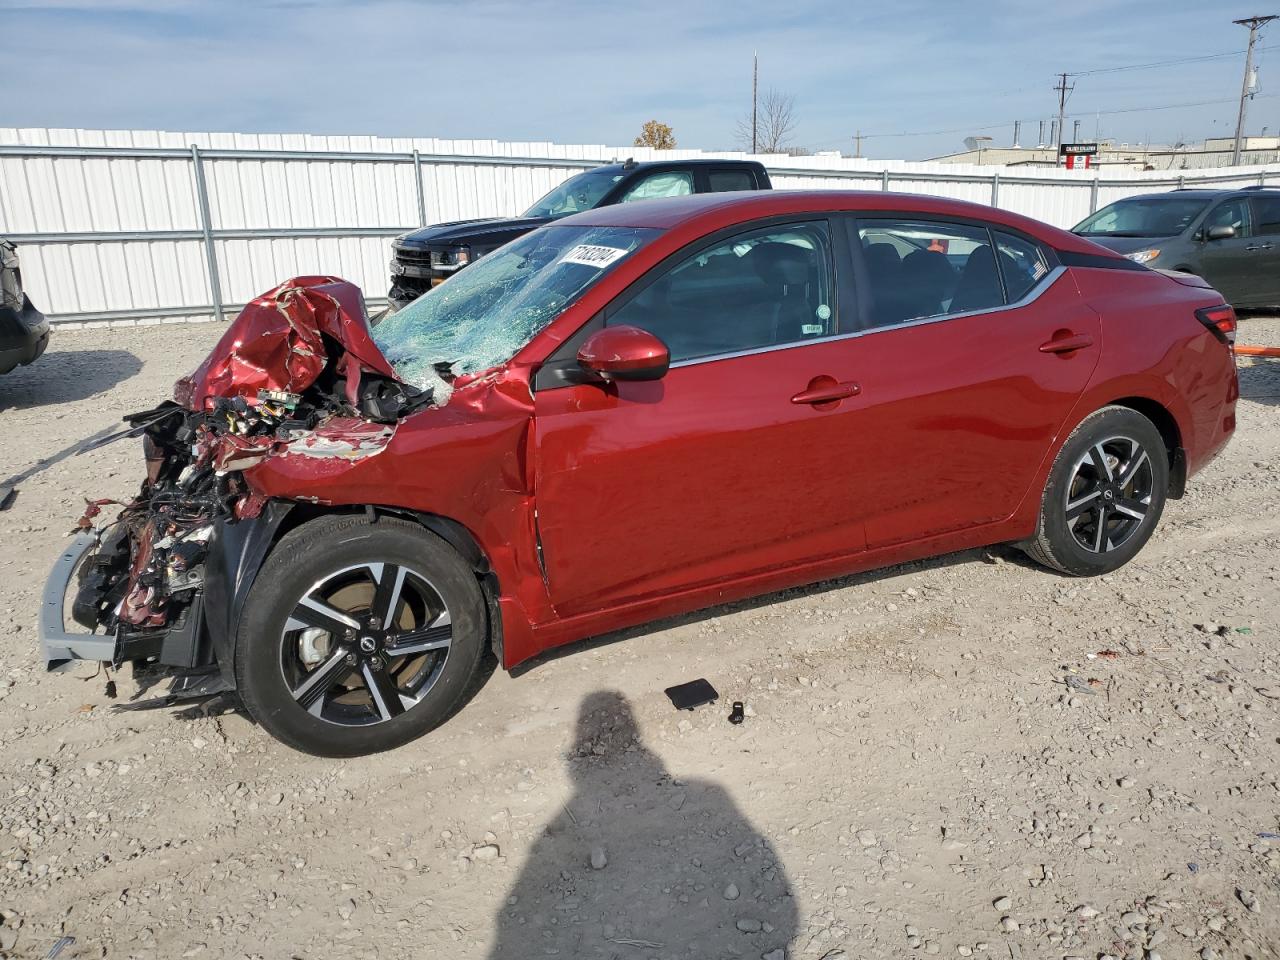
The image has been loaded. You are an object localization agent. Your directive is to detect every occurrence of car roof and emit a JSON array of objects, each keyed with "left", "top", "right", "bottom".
[
  {"left": 556, "top": 190, "right": 1107, "bottom": 256},
  {"left": 595, "top": 158, "right": 766, "bottom": 173}
]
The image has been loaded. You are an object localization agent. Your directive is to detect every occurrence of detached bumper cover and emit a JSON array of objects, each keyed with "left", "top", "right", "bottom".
[{"left": 39, "top": 533, "right": 116, "bottom": 670}]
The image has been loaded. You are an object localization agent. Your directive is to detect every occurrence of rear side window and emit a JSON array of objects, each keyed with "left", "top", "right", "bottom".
[
  {"left": 1251, "top": 196, "right": 1280, "bottom": 236},
  {"left": 993, "top": 231, "right": 1051, "bottom": 302},
  {"left": 607, "top": 221, "right": 835, "bottom": 363},
  {"left": 707, "top": 169, "right": 756, "bottom": 192},
  {"left": 619, "top": 171, "right": 694, "bottom": 203},
  {"left": 857, "top": 220, "right": 1002, "bottom": 327}
]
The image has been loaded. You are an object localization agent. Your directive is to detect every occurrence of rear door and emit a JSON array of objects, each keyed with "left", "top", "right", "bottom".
[
  {"left": 842, "top": 217, "right": 1102, "bottom": 549},
  {"left": 1247, "top": 193, "right": 1280, "bottom": 305},
  {"left": 1196, "top": 197, "right": 1257, "bottom": 304},
  {"left": 532, "top": 218, "right": 867, "bottom": 618}
]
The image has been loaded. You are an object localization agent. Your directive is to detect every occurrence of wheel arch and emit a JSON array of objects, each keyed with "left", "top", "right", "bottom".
[
  {"left": 212, "top": 502, "right": 504, "bottom": 686},
  {"left": 1093, "top": 395, "right": 1187, "bottom": 498}
]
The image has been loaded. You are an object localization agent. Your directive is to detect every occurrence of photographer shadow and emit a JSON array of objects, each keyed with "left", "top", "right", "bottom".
[{"left": 488, "top": 690, "right": 796, "bottom": 959}]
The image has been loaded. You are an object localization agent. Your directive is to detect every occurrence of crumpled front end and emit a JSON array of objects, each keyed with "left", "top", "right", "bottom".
[{"left": 38, "top": 276, "right": 436, "bottom": 683}]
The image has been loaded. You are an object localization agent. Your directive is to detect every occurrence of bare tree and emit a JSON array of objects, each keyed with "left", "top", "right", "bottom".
[
  {"left": 735, "top": 89, "right": 798, "bottom": 154},
  {"left": 633, "top": 120, "right": 677, "bottom": 150}
]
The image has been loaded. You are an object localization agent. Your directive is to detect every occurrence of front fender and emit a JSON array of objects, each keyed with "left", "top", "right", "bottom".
[{"left": 203, "top": 500, "right": 295, "bottom": 688}]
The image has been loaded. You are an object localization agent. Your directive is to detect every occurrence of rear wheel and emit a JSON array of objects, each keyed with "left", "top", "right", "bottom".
[
  {"left": 1024, "top": 406, "right": 1169, "bottom": 576},
  {"left": 234, "top": 515, "right": 490, "bottom": 756}
]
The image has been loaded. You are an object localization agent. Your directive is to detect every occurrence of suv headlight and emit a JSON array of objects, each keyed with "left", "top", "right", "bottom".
[
  {"left": 1125, "top": 248, "right": 1161, "bottom": 264},
  {"left": 429, "top": 246, "right": 471, "bottom": 271}
]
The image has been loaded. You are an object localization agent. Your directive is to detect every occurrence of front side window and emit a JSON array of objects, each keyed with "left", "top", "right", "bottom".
[
  {"left": 857, "top": 220, "right": 1002, "bottom": 327},
  {"left": 1204, "top": 198, "right": 1252, "bottom": 237},
  {"left": 522, "top": 169, "right": 624, "bottom": 218},
  {"left": 619, "top": 171, "right": 695, "bottom": 203},
  {"left": 1251, "top": 196, "right": 1280, "bottom": 236},
  {"left": 1074, "top": 197, "right": 1209, "bottom": 238},
  {"left": 374, "top": 225, "right": 658, "bottom": 394},
  {"left": 608, "top": 221, "right": 835, "bottom": 363},
  {"left": 707, "top": 169, "right": 756, "bottom": 192}
]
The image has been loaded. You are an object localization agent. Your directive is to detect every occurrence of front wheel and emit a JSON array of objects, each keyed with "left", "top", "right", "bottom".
[
  {"left": 1023, "top": 405, "right": 1169, "bottom": 577},
  {"left": 234, "top": 515, "right": 490, "bottom": 757}
]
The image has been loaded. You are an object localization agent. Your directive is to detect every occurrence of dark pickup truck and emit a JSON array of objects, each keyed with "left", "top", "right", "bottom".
[{"left": 389, "top": 158, "right": 772, "bottom": 307}]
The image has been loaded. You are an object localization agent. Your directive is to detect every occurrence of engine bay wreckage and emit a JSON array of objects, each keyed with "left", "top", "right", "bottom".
[{"left": 42, "top": 275, "right": 506, "bottom": 699}]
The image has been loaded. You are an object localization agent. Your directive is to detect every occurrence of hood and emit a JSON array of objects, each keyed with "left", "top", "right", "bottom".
[
  {"left": 395, "top": 216, "right": 554, "bottom": 249},
  {"left": 175, "top": 276, "right": 401, "bottom": 411},
  {"left": 1078, "top": 234, "right": 1175, "bottom": 256}
]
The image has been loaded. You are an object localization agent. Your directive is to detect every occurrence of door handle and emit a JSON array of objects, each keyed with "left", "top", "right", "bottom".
[
  {"left": 791, "top": 379, "right": 861, "bottom": 405},
  {"left": 1039, "top": 332, "right": 1094, "bottom": 354},
  {"left": 1246, "top": 242, "right": 1273, "bottom": 252}
]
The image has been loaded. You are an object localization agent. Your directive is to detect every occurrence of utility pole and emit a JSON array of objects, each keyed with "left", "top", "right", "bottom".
[
  {"left": 752, "top": 52, "right": 759, "bottom": 155},
  {"left": 1232, "top": 15, "right": 1278, "bottom": 165},
  {"left": 1053, "top": 72, "right": 1074, "bottom": 166},
  {"left": 854, "top": 130, "right": 862, "bottom": 158}
]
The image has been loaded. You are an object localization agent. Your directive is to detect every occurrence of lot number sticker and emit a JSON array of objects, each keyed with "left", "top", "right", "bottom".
[{"left": 561, "top": 244, "right": 630, "bottom": 268}]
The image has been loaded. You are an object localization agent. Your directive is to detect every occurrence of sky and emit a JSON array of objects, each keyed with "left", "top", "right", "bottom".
[{"left": 3, "top": 0, "right": 1280, "bottom": 160}]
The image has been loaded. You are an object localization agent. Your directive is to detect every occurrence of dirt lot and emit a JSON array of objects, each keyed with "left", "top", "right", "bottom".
[{"left": 1, "top": 319, "right": 1279, "bottom": 960}]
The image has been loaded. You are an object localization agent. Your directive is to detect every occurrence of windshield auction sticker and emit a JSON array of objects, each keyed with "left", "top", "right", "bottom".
[{"left": 560, "top": 244, "right": 630, "bottom": 268}]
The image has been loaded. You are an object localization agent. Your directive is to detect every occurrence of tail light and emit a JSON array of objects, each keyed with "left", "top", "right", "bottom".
[{"left": 1196, "top": 304, "right": 1237, "bottom": 347}]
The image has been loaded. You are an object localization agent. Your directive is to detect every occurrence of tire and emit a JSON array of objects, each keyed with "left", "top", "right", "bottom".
[
  {"left": 234, "top": 514, "right": 490, "bottom": 757},
  {"left": 1023, "top": 405, "right": 1169, "bottom": 577}
]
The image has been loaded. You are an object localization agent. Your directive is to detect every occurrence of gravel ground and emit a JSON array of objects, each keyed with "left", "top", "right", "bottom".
[{"left": 1, "top": 319, "right": 1280, "bottom": 960}]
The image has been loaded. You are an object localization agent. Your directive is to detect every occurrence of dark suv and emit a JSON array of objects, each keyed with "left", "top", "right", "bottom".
[
  {"left": 1073, "top": 185, "right": 1280, "bottom": 309},
  {"left": 389, "top": 158, "right": 771, "bottom": 307}
]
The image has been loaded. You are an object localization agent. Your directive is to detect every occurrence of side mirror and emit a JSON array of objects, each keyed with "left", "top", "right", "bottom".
[
  {"left": 577, "top": 325, "right": 670, "bottom": 382},
  {"left": 1206, "top": 225, "right": 1236, "bottom": 241}
]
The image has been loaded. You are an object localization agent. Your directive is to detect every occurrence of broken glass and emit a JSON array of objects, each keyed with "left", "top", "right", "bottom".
[{"left": 372, "top": 225, "right": 659, "bottom": 400}]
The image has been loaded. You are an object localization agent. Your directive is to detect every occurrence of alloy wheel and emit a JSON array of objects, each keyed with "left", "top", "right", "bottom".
[
  {"left": 1063, "top": 436, "right": 1155, "bottom": 554},
  {"left": 278, "top": 562, "right": 452, "bottom": 726}
]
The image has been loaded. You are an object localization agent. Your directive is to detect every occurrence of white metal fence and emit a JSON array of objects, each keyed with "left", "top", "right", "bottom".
[{"left": 3, "top": 127, "right": 1278, "bottom": 326}]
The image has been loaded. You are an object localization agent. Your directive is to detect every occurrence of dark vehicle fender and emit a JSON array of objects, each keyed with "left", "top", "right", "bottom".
[{"left": 204, "top": 500, "right": 296, "bottom": 688}]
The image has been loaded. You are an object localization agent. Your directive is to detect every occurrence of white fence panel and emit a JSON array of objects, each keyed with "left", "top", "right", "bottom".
[{"left": 2, "top": 126, "right": 1279, "bottom": 324}]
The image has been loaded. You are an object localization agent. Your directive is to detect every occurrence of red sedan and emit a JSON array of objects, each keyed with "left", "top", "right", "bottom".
[{"left": 41, "top": 191, "right": 1238, "bottom": 756}]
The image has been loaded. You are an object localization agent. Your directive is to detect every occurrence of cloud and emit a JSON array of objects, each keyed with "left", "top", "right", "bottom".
[{"left": 3, "top": 0, "right": 1272, "bottom": 159}]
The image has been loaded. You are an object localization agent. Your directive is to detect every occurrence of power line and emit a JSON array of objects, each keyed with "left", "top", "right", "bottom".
[
  {"left": 819, "top": 92, "right": 1280, "bottom": 145},
  {"left": 1068, "top": 44, "right": 1277, "bottom": 77},
  {"left": 1232, "top": 16, "right": 1278, "bottom": 164}
]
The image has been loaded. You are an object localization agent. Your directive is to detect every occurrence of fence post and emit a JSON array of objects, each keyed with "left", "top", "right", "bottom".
[
  {"left": 412, "top": 149, "right": 428, "bottom": 226},
  {"left": 1089, "top": 175, "right": 1100, "bottom": 214},
  {"left": 881, "top": 170, "right": 890, "bottom": 192},
  {"left": 1262, "top": 171, "right": 1268, "bottom": 187},
  {"left": 990, "top": 171, "right": 1001, "bottom": 208},
  {"left": 190, "top": 144, "right": 225, "bottom": 323},
  {"left": 1177, "top": 175, "right": 1185, "bottom": 190}
]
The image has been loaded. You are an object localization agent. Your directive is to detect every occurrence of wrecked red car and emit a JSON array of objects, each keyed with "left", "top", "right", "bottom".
[{"left": 40, "top": 191, "right": 1238, "bottom": 756}]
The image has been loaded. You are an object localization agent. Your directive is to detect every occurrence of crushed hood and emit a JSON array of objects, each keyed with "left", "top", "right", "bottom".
[{"left": 175, "top": 276, "right": 401, "bottom": 411}]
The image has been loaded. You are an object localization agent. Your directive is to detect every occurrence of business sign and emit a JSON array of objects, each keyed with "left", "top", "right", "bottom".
[{"left": 1059, "top": 142, "right": 1099, "bottom": 169}]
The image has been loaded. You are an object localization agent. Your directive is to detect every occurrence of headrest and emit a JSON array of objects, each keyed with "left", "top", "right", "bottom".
[{"left": 749, "top": 242, "right": 812, "bottom": 287}]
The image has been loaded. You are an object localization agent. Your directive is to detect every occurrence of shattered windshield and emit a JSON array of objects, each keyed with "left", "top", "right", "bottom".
[
  {"left": 523, "top": 169, "right": 624, "bottom": 218},
  {"left": 372, "top": 225, "right": 659, "bottom": 399}
]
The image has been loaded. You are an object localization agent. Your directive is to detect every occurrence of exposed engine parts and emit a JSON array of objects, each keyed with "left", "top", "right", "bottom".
[{"left": 70, "top": 277, "right": 435, "bottom": 649}]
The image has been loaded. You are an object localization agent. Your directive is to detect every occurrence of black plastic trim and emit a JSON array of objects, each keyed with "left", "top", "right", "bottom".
[
  {"left": 1056, "top": 249, "right": 1148, "bottom": 272},
  {"left": 203, "top": 500, "right": 295, "bottom": 688}
]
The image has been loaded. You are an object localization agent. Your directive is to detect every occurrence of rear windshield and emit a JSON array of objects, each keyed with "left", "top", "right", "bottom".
[{"left": 1074, "top": 197, "right": 1209, "bottom": 238}]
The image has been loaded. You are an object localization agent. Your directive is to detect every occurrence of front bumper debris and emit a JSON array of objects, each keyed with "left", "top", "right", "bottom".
[{"left": 39, "top": 533, "right": 115, "bottom": 670}]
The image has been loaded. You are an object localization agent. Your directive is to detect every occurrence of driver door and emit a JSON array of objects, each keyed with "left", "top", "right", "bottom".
[
  {"left": 531, "top": 219, "right": 867, "bottom": 619},
  {"left": 1196, "top": 198, "right": 1256, "bottom": 304}
]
